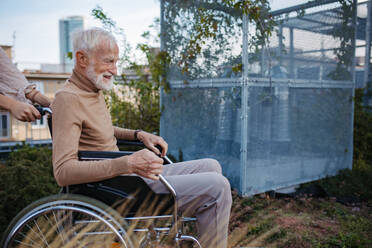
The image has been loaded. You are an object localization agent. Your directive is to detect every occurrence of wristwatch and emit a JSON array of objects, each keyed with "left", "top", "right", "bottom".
[
  {"left": 24, "top": 85, "right": 36, "bottom": 95},
  {"left": 134, "top": 129, "right": 142, "bottom": 140}
]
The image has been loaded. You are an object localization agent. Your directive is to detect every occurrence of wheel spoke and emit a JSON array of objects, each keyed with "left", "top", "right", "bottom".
[
  {"left": 16, "top": 230, "right": 44, "bottom": 248},
  {"left": 52, "top": 210, "right": 66, "bottom": 245},
  {"left": 13, "top": 239, "right": 41, "bottom": 248},
  {"left": 33, "top": 220, "right": 50, "bottom": 247},
  {"left": 3, "top": 195, "right": 132, "bottom": 248}
]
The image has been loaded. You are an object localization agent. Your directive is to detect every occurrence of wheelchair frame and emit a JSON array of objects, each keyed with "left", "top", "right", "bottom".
[{"left": 1, "top": 107, "right": 202, "bottom": 248}]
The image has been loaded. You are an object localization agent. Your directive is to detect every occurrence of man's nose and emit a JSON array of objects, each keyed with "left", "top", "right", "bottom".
[{"left": 109, "top": 64, "right": 117, "bottom": 75}]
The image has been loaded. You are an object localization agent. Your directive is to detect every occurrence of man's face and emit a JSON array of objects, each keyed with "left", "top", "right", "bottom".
[{"left": 86, "top": 41, "right": 119, "bottom": 91}]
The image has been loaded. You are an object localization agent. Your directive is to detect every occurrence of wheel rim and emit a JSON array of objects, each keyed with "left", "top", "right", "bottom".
[{"left": 4, "top": 201, "right": 132, "bottom": 248}]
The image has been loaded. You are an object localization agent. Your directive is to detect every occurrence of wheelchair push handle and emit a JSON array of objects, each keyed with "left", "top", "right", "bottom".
[
  {"left": 155, "top": 144, "right": 173, "bottom": 164},
  {"left": 152, "top": 145, "right": 176, "bottom": 197},
  {"left": 35, "top": 106, "right": 53, "bottom": 116}
]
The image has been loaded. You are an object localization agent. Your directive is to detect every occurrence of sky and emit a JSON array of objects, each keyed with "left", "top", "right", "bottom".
[{"left": 0, "top": 0, "right": 309, "bottom": 65}]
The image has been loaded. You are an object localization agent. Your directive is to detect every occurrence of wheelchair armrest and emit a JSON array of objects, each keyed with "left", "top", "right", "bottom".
[
  {"left": 116, "top": 139, "right": 145, "bottom": 147},
  {"left": 77, "top": 148, "right": 178, "bottom": 218},
  {"left": 78, "top": 150, "right": 133, "bottom": 160}
]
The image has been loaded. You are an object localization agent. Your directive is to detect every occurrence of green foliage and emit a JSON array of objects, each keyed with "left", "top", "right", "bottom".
[
  {"left": 317, "top": 164, "right": 372, "bottom": 203},
  {"left": 136, "top": 42, "right": 171, "bottom": 92},
  {"left": 92, "top": 1, "right": 276, "bottom": 131},
  {"left": 0, "top": 146, "right": 59, "bottom": 236},
  {"left": 300, "top": 89, "right": 372, "bottom": 202},
  {"left": 328, "top": 0, "right": 354, "bottom": 80},
  {"left": 353, "top": 89, "right": 372, "bottom": 165},
  {"left": 312, "top": 212, "right": 372, "bottom": 248},
  {"left": 265, "top": 228, "right": 287, "bottom": 244},
  {"left": 92, "top": 6, "right": 171, "bottom": 134},
  {"left": 106, "top": 80, "right": 161, "bottom": 134},
  {"left": 163, "top": 0, "right": 275, "bottom": 78},
  {"left": 246, "top": 219, "right": 273, "bottom": 236},
  {"left": 91, "top": 5, "right": 133, "bottom": 69}
]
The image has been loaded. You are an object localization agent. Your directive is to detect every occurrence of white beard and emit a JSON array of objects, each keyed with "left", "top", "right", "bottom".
[{"left": 86, "top": 65, "right": 114, "bottom": 91}]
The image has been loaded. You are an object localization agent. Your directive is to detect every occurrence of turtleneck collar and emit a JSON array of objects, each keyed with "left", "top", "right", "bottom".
[{"left": 69, "top": 69, "right": 100, "bottom": 93}]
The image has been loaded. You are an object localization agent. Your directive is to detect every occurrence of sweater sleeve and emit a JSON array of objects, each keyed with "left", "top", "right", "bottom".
[
  {"left": 0, "top": 47, "right": 33, "bottom": 103},
  {"left": 51, "top": 92, "right": 132, "bottom": 186},
  {"left": 113, "top": 126, "right": 136, "bottom": 140}
]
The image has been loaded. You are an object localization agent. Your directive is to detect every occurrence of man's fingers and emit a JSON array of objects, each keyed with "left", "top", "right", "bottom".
[
  {"left": 148, "top": 144, "right": 161, "bottom": 156},
  {"left": 147, "top": 167, "right": 163, "bottom": 175},
  {"left": 130, "top": 149, "right": 164, "bottom": 180},
  {"left": 150, "top": 169, "right": 162, "bottom": 175},
  {"left": 146, "top": 150, "right": 164, "bottom": 164},
  {"left": 139, "top": 131, "right": 168, "bottom": 157},
  {"left": 136, "top": 163, "right": 163, "bottom": 177},
  {"left": 147, "top": 175, "right": 159, "bottom": 180},
  {"left": 146, "top": 174, "right": 160, "bottom": 180},
  {"left": 149, "top": 174, "right": 160, "bottom": 180},
  {"left": 159, "top": 141, "right": 168, "bottom": 157},
  {"left": 154, "top": 139, "right": 168, "bottom": 157},
  {"left": 146, "top": 163, "right": 163, "bottom": 173}
]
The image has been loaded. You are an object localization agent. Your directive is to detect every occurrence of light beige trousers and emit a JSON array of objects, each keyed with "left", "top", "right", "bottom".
[{"left": 144, "top": 158, "right": 232, "bottom": 248}]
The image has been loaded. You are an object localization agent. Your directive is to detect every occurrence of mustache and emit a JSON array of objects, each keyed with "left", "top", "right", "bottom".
[{"left": 102, "top": 73, "right": 114, "bottom": 77}]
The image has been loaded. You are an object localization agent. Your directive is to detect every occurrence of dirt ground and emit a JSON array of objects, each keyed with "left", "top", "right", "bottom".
[{"left": 227, "top": 190, "right": 372, "bottom": 248}]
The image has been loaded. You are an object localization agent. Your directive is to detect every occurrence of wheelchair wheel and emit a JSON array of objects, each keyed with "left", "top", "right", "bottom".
[{"left": 1, "top": 194, "right": 135, "bottom": 248}]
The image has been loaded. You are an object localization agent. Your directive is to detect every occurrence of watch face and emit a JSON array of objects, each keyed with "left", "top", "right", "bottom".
[{"left": 24, "top": 86, "right": 36, "bottom": 94}]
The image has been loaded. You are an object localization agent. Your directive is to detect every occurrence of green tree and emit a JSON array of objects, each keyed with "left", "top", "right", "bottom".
[
  {"left": 92, "top": 1, "right": 275, "bottom": 132},
  {"left": 162, "top": 0, "right": 275, "bottom": 79},
  {"left": 92, "top": 6, "right": 170, "bottom": 134},
  {"left": 353, "top": 89, "right": 372, "bottom": 166},
  {"left": 328, "top": 0, "right": 355, "bottom": 80}
]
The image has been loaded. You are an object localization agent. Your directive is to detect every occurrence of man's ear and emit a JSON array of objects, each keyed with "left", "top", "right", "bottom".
[{"left": 76, "top": 51, "right": 89, "bottom": 68}]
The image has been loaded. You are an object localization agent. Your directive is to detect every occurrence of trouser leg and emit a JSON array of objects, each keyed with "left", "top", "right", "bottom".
[{"left": 143, "top": 159, "right": 232, "bottom": 248}]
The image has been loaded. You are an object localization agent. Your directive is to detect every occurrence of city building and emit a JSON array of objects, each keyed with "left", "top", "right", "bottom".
[
  {"left": 0, "top": 45, "right": 68, "bottom": 152},
  {"left": 59, "top": 16, "right": 84, "bottom": 73}
]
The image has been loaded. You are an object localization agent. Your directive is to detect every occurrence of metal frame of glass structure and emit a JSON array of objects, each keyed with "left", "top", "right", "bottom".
[{"left": 160, "top": 0, "right": 363, "bottom": 196}]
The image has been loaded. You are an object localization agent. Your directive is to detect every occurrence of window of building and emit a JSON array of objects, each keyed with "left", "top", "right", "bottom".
[
  {"left": 0, "top": 112, "right": 10, "bottom": 138},
  {"left": 32, "top": 115, "right": 47, "bottom": 129},
  {"left": 31, "top": 81, "right": 46, "bottom": 129},
  {"left": 32, "top": 81, "right": 44, "bottom": 94}
]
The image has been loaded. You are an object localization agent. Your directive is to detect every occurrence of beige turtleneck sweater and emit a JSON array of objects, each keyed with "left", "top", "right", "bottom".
[{"left": 51, "top": 70, "right": 136, "bottom": 186}]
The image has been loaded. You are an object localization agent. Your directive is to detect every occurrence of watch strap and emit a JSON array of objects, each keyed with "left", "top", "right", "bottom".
[{"left": 134, "top": 129, "right": 142, "bottom": 140}]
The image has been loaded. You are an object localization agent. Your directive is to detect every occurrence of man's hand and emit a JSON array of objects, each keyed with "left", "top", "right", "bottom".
[
  {"left": 137, "top": 131, "right": 168, "bottom": 157},
  {"left": 10, "top": 101, "right": 41, "bottom": 122},
  {"left": 128, "top": 149, "right": 164, "bottom": 180}
]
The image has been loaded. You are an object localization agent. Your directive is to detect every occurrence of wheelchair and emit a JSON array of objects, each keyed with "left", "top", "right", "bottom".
[{"left": 1, "top": 107, "right": 202, "bottom": 248}]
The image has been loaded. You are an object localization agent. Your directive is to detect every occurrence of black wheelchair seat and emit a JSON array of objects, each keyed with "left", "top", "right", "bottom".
[
  {"left": 63, "top": 175, "right": 174, "bottom": 217},
  {"left": 58, "top": 150, "right": 174, "bottom": 217}
]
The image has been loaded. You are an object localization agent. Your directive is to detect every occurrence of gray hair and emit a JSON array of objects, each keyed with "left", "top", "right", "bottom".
[{"left": 72, "top": 27, "right": 117, "bottom": 61}]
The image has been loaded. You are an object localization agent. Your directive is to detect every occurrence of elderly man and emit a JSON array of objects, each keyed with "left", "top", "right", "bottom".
[{"left": 51, "top": 27, "right": 232, "bottom": 248}]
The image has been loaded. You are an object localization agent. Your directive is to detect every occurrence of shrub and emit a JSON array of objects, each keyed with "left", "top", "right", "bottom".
[{"left": 0, "top": 145, "right": 59, "bottom": 236}]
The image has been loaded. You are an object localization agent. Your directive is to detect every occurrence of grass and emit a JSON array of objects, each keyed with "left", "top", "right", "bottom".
[
  {"left": 2, "top": 149, "right": 372, "bottom": 247},
  {"left": 228, "top": 165, "right": 372, "bottom": 248},
  {"left": 2, "top": 168, "right": 372, "bottom": 248}
]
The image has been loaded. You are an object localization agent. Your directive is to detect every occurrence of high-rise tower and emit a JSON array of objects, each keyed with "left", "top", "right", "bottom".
[{"left": 59, "top": 16, "right": 84, "bottom": 72}]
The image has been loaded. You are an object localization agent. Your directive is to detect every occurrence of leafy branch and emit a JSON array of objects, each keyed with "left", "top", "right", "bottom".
[
  {"left": 92, "top": 6, "right": 170, "bottom": 133},
  {"left": 163, "top": 0, "right": 275, "bottom": 78}
]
